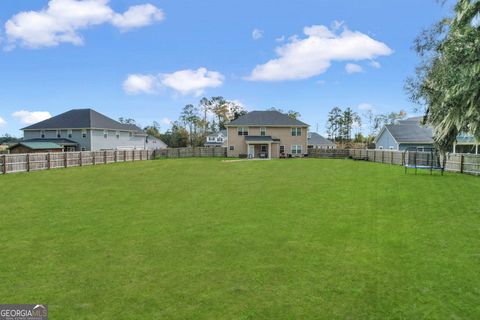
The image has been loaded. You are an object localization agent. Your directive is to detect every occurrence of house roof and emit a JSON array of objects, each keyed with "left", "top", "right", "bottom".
[
  {"left": 384, "top": 124, "right": 434, "bottom": 143},
  {"left": 22, "top": 138, "right": 78, "bottom": 146},
  {"left": 22, "top": 109, "right": 144, "bottom": 132},
  {"left": 308, "top": 132, "right": 335, "bottom": 145},
  {"left": 226, "top": 111, "right": 309, "bottom": 127},
  {"left": 12, "top": 142, "right": 63, "bottom": 150},
  {"left": 206, "top": 129, "right": 227, "bottom": 137},
  {"left": 398, "top": 116, "right": 424, "bottom": 124},
  {"left": 244, "top": 135, "right": 275, "bottom": 142}
]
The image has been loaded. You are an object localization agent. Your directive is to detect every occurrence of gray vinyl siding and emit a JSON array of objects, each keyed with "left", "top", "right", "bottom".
[
  {"left": 90, "top": 129, "right": 145, "bottom": 151},
  {"left": 375, "top": 129, "right": 399, "bottom": 150},
  {"left": 398, "top": 143, "right": 434, "bottom": 151}
]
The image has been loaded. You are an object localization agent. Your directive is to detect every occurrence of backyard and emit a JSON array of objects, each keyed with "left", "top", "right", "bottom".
[{"left": 0, "top": 158, "right": 479, "bottom": 319}]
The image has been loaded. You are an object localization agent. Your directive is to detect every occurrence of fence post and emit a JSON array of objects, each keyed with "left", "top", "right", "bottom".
[
  {"left": 47, "top": 153, "right": 51, "bottom": 169},
  {"left": 114, "top": 150, "right": 117, "bottom": 162},
  {"left": 460, "top": 154, "right": 464, "bottom": 173},
  {"left": 2, "top": 154, "right": 6, "bottom": 174},
  {"left": 132, "top": 150, "right": 135, "bottom": 162},
  {"left": 373, "top": 151, "right": 376, "bottom": 162},
  {"left": 140, "top": 150, "right": 143, "bottom": 161},
  {"left": 93, "top": 152, "right": 96, "bottom": 165},
  {"left": 79, "top": 151, "right": 83, "bottom": 166},
  {"left": 64, "top": 152, "right": 68, "bottom": 168},
  {"left": 381, "top": 151, "right": 384, "bottom": 163},
  {"left": 26, "top": 153, "right": 30, "bottom": 172},
  {"left": 104, "top": 150, "right": 107, "bottom": 164}
]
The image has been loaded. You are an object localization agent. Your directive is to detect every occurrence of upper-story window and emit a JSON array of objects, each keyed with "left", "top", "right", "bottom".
[
  {"left": 103, "top": 130, "right": 108, "bottom": 139},
  {"left": 260, "top": 127, "right": 267, "bottom": 136},
  {"left": 68, "top": 129, "right": 73, "bottom": 138},
  {"left": 116, "top": 131, "right": 120, "bottom": 139},
  {"left": 129, "top": 132, "right": 133, "bottom": 138},
  {"left": 56, "top": 130, "right": 61, "bottom": 138},
  {"left": 82, "top": 129, "right": 87, "bottom": 138},
  {"left": 208, "top": 137, "right": 215, "bottom": 142},
  {"left": 40, "top": 130, "right": 45, "bottom": 138},
  {"left": 216, "top": 137, "right": 223, "bottom": 142},
  {"left": 291, "top": 127, "right": 302, "bottom": 136},
  {"left": 237, "top": 127, "right": 249, "bottom": 136}
]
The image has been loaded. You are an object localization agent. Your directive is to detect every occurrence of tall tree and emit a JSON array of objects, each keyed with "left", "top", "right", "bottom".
[
  {"left": 210, "top": 96, "right": 229, "bottom": 130},
  {"left": 180, "top": 104, "right": 201, "bottom": 146},
  {"left": 199, "top": 97, "right": 212, "bottom": 132},
  {"left": 326, "top": 107, "right": 343, "bottom": 141},
  {"left": 406, "top": 0, "right": 480, "bottom": 151}
]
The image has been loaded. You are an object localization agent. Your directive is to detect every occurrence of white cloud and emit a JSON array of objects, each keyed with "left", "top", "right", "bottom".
[
  {"left": 369, "top": 60, "right": 381, "bottom": 68},
  {"left": 247, "top": 23, "right": 393, "bottom": 81},
  {"left": 12, "top": 110, "right": 52, "bottom": 125},
  {"left": 111, "top": 4, "right": 164, "bottom": 31},
  {"left": 122, "top": 68, "right": 224, "bottom": 96},
  {"left": 358, "top": 103, "right": 374, "bottom": 112},
  {"left": 160, "top": 117, "right": 172, "bottom": 126},
  {"left": 345, "top": 63, "right": 363, "bottom": 74},
  {"left": 275, "top": 35, "right": 285, "bottom": 42},
  {"left": 252, "top": 28, "right": 263, "bottom": 40},
  {"left": 0, "top": 116, "right": 6, "bottom": 127},
  {"left": 4, "top": 0, "right": 164, "bottom": 49},
  {"left": 160, "top": 68, "right": 224, "bottom": 96},
  {"left": 123, "top": 74, "right": 157, "bottom": 95}
]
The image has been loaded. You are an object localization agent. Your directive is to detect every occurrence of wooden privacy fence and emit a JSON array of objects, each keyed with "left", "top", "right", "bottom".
[
  {"left": 308, "top": 148, "right": 350, "bottom": 159},
  {"left": 155, "top": 147, "right": 227, "bottom": 158},
  {"left": 349, "top": 149, "right": 480, "bottom": 175},
  {"left": 0, "top": 149, "right": 155, "bottom": 175}
]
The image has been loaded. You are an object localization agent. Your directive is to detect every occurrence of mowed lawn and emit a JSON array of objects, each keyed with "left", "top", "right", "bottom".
[{"left": 1, "top": 158, "right": 479, "bottom": 319}]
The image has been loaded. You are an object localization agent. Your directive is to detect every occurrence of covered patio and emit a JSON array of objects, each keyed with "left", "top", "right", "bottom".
[{"left": 244, "top": 136, "right": 280, "bottom": 159}]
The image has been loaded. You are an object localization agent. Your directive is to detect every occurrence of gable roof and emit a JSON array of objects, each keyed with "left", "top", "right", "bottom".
[
  {"left": 383, "top": 124, "right": 434, "bottom": 144},
  {"left": 226, "top": 111, "right": 309, "bottom": 127},
  {"left": 308, "top": 132, "right": 335, "bottom": 145},
  {"left": 22, "top": 109, "right": 144, "bottom": 132}
]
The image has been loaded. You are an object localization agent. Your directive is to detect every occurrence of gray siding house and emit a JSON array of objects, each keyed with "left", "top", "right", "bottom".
[
  {"left": 22, "top": 109, "right": 167, "bottom": 151},
  {"left": 307, "top": 132, "right": 336, "bottom": 149},
  {"left": 374, "top": 117, "right": 434, "bottom": 151}
]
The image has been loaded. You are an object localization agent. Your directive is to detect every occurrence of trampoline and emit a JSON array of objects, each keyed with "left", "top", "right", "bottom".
[{"left": 403, "top": 148, "right": 445, "bottom": 175}]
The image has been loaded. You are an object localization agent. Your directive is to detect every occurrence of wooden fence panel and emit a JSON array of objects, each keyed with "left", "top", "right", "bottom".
[
  {"left": 308, "top": 149, "right": 350, "bottom": 159},
  {"left": 154, "top": 147, "right": 227, "bottom": 158}
]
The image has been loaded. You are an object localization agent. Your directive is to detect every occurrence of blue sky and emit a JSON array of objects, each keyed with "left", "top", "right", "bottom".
[{"left": 0, "top": 0, "right": 452, "bottom": 136}]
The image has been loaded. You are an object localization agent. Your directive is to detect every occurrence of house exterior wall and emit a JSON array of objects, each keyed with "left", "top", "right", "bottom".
[
  {"left": 375, "top": 129, "right": 399, "bottom": 150},
  {"left": 226, "top": 126, "right": 308, "bottom": 158},
  {"left": 90, "top": 129, "right": 146, "bottom": 151},
  {"left": 24, "top": 129, "right": 92, "bottom": 150},
  {"left": 145, "top": 136, "right": 167, "bottom": 150}
]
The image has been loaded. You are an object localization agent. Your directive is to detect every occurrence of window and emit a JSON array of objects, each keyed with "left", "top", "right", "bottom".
[
  {"left": 280, "top": 145, "right": 285, "bottom": 153},
  {"left": 208, "top": 137, "right": 215, "bottom": 142},
  {"left": 68, "top": 129, "right": 73, "bottom": 138},
  {"left": 291, "top": 145, "right": 302, "bottom": 155},
  {"left": 229, "top": 146, "right": 235, "bottom": 151},
  {"left": 56, "top": 130, "right": 61, "bottom": 138},
  {"left": 417, "top": 147, "right": 424, "bottom": 152},
  {"left": 217, "top": 137, "right": 223, "bottom": 142},
  {"left": 116, "top": 131, "right": 120, "bottom": 139},
  {"left": 81, "top": 147, "right": 86, "bottom": 151},
  {"left": 40, "top": 130, "right": 45, "bottom": 139},
  {"left": 261, "top": 145, "right": 267, "bottom": 152},
  {"left": 260, "top": 127, "right": 267, "bottom": 136},
  {"left": 129, "top": 132, "right": 133, "bottom": 138},
  {"left": 291, "top": 127, "right": 302, "bottom": 136},
  {"left": 237, "top": 127, "right": 248, "bottom": 136},
  {"left": 103, "top": 130, "right": 108, "bottom": 139},
  {"left": 379, "top": 146, "right": 384, "bottom": 150},
  {"left": 82, "top": 129, "right": 87, "bottom": 138},
  {"left": 389, "top": 146, "right": 394, "bottom": 150}
]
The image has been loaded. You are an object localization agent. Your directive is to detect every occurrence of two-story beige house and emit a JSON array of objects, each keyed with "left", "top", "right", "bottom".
[{"left": 225, "top": 111, "right": 309, "bottom": 158}]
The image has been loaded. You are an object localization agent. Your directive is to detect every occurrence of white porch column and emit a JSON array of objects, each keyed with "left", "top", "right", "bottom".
[
  {"left": 476, "top": 143, "right": 479, "bottom": 155},
  {"left": 453, "top": 142, "right": 457, "bottom": 154},
  {"left": 268, "top": 142, "right": 272, "bottom": 159}
]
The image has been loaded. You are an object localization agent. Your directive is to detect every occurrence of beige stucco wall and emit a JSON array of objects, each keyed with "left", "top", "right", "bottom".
[{"left": 226, "top": 126, "right": 308, "bottom": 158}]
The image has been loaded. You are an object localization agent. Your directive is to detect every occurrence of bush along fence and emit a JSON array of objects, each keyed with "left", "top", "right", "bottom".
[
  {"left": 308, "top": 148, "right": 350, "bottom": 159},
  {"left": 155, "top": 147, "right": 227, "bottom": 158},
  {"left": 0, "top": 149, "right": 155, "bottom": 175},
  {"left": 349, "top": 149, "right": 480, "bottom": 175}
]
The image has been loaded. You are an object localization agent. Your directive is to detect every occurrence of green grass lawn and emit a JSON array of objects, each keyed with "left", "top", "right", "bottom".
[{"left": 1, "top": 158, "right": 479, "bottom": 319}]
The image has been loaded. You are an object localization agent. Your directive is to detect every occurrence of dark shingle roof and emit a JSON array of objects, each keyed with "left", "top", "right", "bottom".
[
  {"left": 22, "top": 109, "right": 143, "bottom": 132},
  {"left": 385, "top": 124, "right": 433, "bottom": 143},
  {"left": 244, "top": 135, "right": 274, "bottom": 142},
  {"left": 226, "top": 111, "right": 308, "bottom": 126},
  {"left": 12, "top": 142, "right": 63, "bottom": 150},
  {"left": 308, "top": 132, "right": 335, "bottom": 145}
]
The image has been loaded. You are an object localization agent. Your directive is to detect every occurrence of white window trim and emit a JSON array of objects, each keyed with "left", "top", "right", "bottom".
[
  {"left": 40, "top": 130, "right": 45, "bottom": 138},
  {"left": 103, "top": 130, "right": 108, "bottom": 139},
  {"left": 56, "top": 130, "right": 61, "bottom": 138},
  {"left": 260, "top": 127, "right": 267, "bottom": 136},
  {"left": 82, "top": 129, "right": 87, "bottom": 138},
  {"left": 229, "top": 145, "right": 235, "bottom": 150}
]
